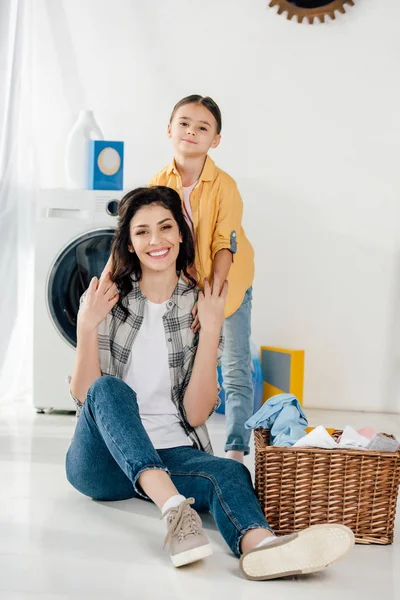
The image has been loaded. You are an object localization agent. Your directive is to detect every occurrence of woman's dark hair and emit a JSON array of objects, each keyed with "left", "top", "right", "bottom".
[
  {"left": 110, "top": 186, "right": 196, "bottom": 320},
  {"left": 170, "top": 95, "right": 222, "bottom": 134}
]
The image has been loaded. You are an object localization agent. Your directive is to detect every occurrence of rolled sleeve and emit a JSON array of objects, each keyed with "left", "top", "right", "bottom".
[
  {"left": 211, "top": 183, "right": 243, "bottom": 259},
  {"left": 67, "top": 376, "right": 83, "bottom": 415}
]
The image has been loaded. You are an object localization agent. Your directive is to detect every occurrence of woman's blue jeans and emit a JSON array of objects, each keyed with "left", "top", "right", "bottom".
[{"left": 66, "top": 376, "right": 271, "bottom": 557}]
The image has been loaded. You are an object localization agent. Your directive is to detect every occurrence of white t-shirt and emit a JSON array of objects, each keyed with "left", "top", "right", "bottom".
[
  {"left": 182, "top": 181, "right": 197, "bottom": 239},
  {"left": 123, "top": 299, "right": 191, "bottom": 449}
]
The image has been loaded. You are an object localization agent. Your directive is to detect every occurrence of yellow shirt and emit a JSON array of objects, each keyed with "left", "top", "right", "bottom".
[{"left": 149, "top": 156, "right": 254, "bottom": 318}]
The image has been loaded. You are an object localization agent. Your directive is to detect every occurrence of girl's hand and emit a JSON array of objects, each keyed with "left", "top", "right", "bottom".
[
  {"left": 197, "top": 271, "right": 228, "bottom": 335},
  {"left": 191, "top": 302, "right": 201, "bottom": 334},
  {"left": 77, "top": 272, "right": 119, "bottom": 334}
]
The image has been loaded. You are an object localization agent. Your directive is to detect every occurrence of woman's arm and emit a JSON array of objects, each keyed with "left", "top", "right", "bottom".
[
  {"left": 183, "top": 330, "right": 220, "bottom": 427},
  {"left": 70, "top": 327, "right": 101, "bottom": 404},
  {"left": 70, "top": 272, "right": 119, "bottom": 403},
  {"left": 184, "top": 273, "right": 228, "bottom": 427}
]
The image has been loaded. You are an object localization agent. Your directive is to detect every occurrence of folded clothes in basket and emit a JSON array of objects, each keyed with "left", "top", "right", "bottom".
[
  {"left": 294, "top": 426, "right": 400, "bottom": 451},
  {"left": 245, "top": 393, "right": 308, "bottom": 446},
  {"left": 367, "top": 433, "right": 400, "bottom": 452},
  {"left": 294, "top": 425, "right": 338, "bottom": 449}
]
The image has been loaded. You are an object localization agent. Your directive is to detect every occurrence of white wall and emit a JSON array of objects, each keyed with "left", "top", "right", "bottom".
[{"left": 32, "top": 0, "right": 400, "bottom": 412}]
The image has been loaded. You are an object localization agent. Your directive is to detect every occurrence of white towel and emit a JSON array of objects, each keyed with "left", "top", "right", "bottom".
[
  {"left": 293, "top": 425, "right": 337, "bottom": 449},
  {"left": 294, "top": 425, "right": 372, "bottom": 450},
  {"left": 338, "top": 426, "right": 370, "bottom": 450}
]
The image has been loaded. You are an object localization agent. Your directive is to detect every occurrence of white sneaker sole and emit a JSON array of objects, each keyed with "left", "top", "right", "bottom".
[
  {"left": 240, "top": 524, "right": 355, "bottom": 581},
  {"left": 171, "top": 542, "right": 214, "bottom": 568}
]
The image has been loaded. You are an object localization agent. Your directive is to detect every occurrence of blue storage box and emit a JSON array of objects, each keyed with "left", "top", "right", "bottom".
[{"left": 88, "top": 140, "right": 124, "bottom": 190}]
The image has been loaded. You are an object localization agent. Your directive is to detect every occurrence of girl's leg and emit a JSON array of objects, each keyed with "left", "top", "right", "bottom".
[
  {"left": 66, "top": 375, "right": 172, "bottom": 502},
  {"left": 221, "top": 287, "right": 254, "bottom": 460},
  {"left": 158, "top": 446, "right": 272, "bottom": 557}
]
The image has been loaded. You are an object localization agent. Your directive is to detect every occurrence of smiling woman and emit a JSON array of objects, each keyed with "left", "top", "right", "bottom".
[
  {"left": 130, "top": 214, "right": 179, "bottom": 264},
  {"left": 110, "top": 186, "right": 196, "bottom": 320},
  {"left": 66, "top": 184, "right": 354, "bottom": 577}
]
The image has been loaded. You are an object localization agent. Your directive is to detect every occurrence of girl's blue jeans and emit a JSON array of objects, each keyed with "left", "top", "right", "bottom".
[{"left": 222, "top": 287, "right": 254, "bottom": 455}]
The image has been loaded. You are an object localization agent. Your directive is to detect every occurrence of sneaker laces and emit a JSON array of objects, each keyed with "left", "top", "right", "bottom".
[{"left": 163, "top": 498, "right": 201, "bottom": 546}]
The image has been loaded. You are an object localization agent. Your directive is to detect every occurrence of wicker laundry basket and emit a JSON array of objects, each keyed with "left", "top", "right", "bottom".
[{"left": 254, "top": 428, "right": 400, "bottom": 544}]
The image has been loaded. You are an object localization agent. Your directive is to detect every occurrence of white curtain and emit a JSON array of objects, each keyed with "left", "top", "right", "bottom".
[{"left": 0, "top": 0, "right": 36, "bottom": 402}]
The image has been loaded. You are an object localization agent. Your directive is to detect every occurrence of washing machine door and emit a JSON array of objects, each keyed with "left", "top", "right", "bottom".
[{"left": 47, "top": 227, "right": 114, "bottom": 348}]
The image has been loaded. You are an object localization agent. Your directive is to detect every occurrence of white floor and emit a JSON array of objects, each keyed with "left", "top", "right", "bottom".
[{"left": 1, "top": 401, "right": 399, "bottom": 600}]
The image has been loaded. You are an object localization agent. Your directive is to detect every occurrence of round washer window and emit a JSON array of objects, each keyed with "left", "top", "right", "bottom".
[{"left": 47, "top": 228, "right": 114, "bottom": 348}]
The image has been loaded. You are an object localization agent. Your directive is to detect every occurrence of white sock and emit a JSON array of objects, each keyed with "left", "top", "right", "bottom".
[
  {"left": 162, "top": 494, "right": 186, "bottom": 521},
  {"left": 256, "top": 534, "right": 277, "bottom": 549}
]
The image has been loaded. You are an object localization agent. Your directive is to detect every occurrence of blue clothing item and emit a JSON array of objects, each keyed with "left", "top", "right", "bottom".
[
  {"left": 245, "top": 393, "right": 308, "bottom": 447},
  {"left": 221, "top": 287, "right": 253, "bottom": 455},
  {"left": 66, "top": 376, "right": 272, "bottom": 557}
]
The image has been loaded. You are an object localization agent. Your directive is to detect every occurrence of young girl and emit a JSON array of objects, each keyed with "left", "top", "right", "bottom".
[
  {"left": 149, "top": 95, "right": 255, "bottom": 462},
  {"left": 66, "top": 185, "right": 353, "bottom": 579}
]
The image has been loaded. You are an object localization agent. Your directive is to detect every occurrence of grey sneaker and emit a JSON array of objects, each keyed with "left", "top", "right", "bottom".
[
  {"left": 240, "top": 524, "right": 355, "bottom": 581},
  {"left": 163, "top": 498, "right": 213, "bottom": 567}
]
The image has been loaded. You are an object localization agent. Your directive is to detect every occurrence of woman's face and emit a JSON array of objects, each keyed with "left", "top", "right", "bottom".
[{"left": 128, "top": 204, "right": 182, "bottom": 274}]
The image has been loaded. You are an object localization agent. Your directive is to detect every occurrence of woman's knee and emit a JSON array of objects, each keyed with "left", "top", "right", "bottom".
[
  {"left": 65, "top": 451, "right": 134, "bottom": 501},
  {"left": 87, "top": 376, "right": 137, "bottom": 406},
  {"left": 65, "top": 450, "right": 93, "bottom": 498}
]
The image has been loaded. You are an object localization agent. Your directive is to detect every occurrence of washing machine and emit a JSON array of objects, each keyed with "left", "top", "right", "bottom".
[{"left": 33, "top": 189, "right": 125, "bottom": 412}]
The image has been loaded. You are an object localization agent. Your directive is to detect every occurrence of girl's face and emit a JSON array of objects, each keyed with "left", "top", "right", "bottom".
[
  {"left": 128, "top": 204, "right": 182, "bottom": 274},
  {"left": 168, "top": 103, "right": 220, "bottom": 157}
]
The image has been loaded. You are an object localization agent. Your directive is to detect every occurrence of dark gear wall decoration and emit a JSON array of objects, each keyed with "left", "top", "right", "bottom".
[{"left": 268, "top": 1, "right": 355, "bottom": 24}]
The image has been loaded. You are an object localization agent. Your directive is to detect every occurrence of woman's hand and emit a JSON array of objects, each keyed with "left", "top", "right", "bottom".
[
  {"left": 77, "top": 271, "right": 119, "bottom": 334},
  {"left": 197, "top": 271, "right": 228, "bottom": 335}
]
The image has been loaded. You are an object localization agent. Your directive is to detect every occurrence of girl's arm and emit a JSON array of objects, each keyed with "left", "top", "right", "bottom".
[
  {"left": 210, "top": 178, "right": 243, "bottom": 289},
  {"left": 184, "top": 274, "right": 228, "bottom": 427},
  {"left": 212, "top": 248, "right": 233, "bottom": 284},
  {"left": 192, "top": 179, "right": 237, "bottom": 332},
  {"left": 70, "top": 272, "right": 119, "bottom": 403}
]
